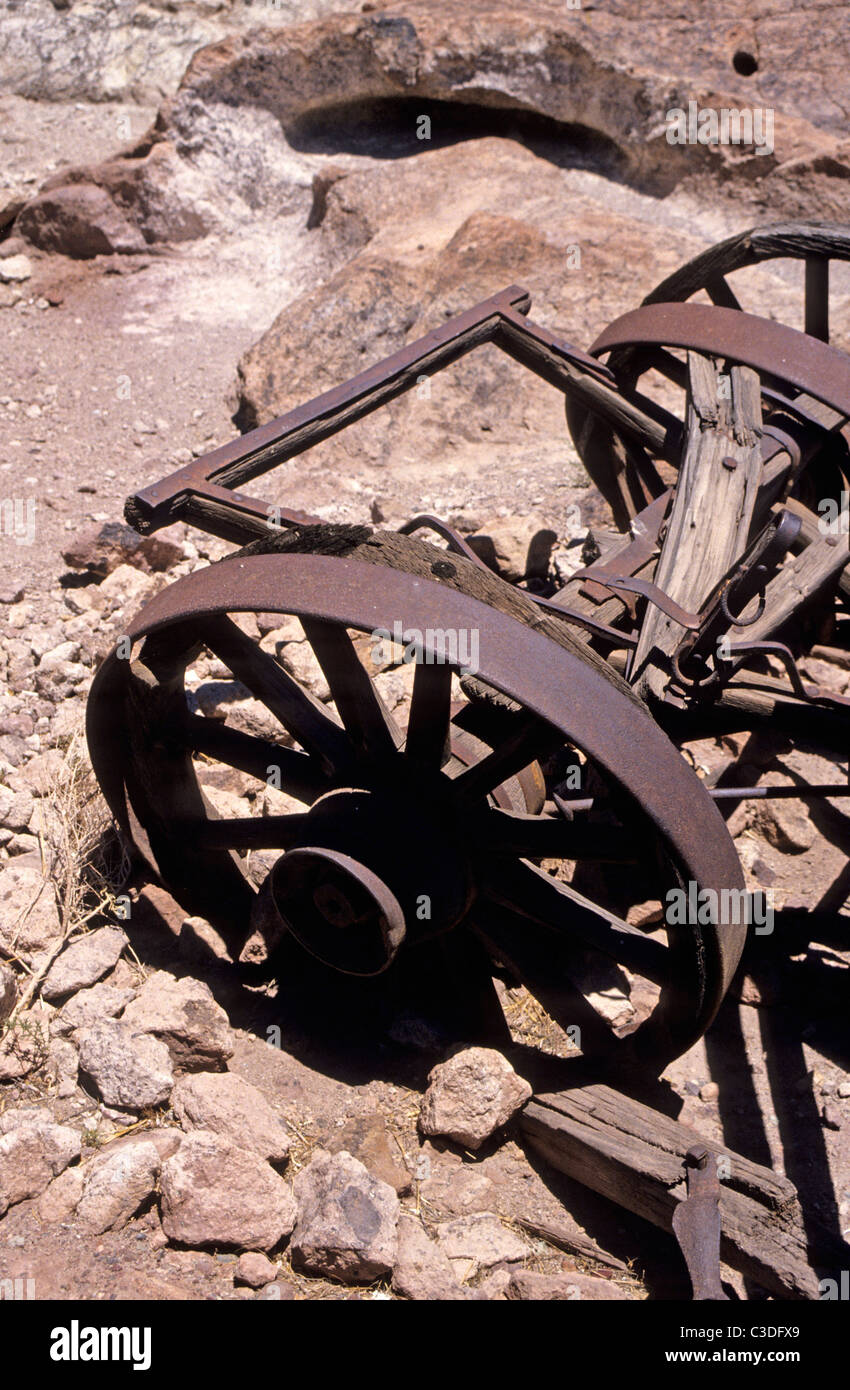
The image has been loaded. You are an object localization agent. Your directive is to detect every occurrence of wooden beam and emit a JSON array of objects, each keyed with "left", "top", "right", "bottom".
[{"left": 520, "top": 1084, "right": 833, "bottom": 1300}]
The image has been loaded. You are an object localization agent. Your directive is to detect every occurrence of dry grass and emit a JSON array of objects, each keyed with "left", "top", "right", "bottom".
[{"left": 4, "top": 729, "right": 131, "bottom": 1024}]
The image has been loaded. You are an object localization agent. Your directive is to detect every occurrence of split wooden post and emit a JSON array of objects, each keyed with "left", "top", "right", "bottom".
[{"left": 631, "top": 354, "right": 763, "bottom": 700}]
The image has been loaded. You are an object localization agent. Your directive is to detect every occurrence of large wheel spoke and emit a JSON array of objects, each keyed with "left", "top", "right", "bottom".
[
  {"left": 405, "top": 660, "right": 453, "bottom": 767},
  {"left": 804, "top": 256, "right": 830, "bottom": 341},
  {"left": 451, "top": 717, "right": 561, "bottom": 805},
  {"left": 181, "top": 813, "right": 311, "bottom": 851},
  {"left": 471, "top": 806, "right": 639, "bottom": 862},
  {"left": 706, "top": 275, "right": 741, "bottom": 311},
  {"left": 197, "top": 615, "right": 353, "bottom": 772},
  {"left": 469, "top": 904, "right": 621, "bottom": 1057},
  {"left": 185, "top": 714, "right": 328, "bottom": 802},
  {"left": 484, "top": 858, "right": 669, "bottom": 985},
  {"left": 301, "top": 618, "right": 403, "bottom": 758}
]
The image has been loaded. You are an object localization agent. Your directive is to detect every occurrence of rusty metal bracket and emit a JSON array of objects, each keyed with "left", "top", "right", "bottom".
[{"left": 672, "top": 1146, "right": 729, "bottom": 1301}]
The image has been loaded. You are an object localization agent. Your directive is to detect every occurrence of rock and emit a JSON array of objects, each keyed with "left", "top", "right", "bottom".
[
  {"left": 0, "top": 863, "right": 62, "bottom": 958},
  {"left": 160, "top": 1131, "right": 297, "bottom": 1252},
  {"left": 432, "top": 1212, "right": 530, "bottom": 1276},
  {"left": 0, "top": 962, "right": 17, "bottom": 1022},
  {"left": 291, "top": 1149, "right": 399, "bottom": 1283},
  {"left": 418, "top": 1155, "right": 498, "bottom": 1217},
  {"left": 838, "top": 1081, "right": 850, "bottom": 1099},
  {"left": 52, "top": 981, "right": 136, "bottom": 1036},
  {"left": 76, "top": 1018, "right": 175, "bottom": 1110},
  {"left": 700, "top": 1081, "right": 720, "bottom": 1103},
  {"left": 0, "top": 253, "right": 32, "bottom": 283},
  {"left": 178, "top": 915, "right": 232, "bottom": 965},
  {"left": 234, "top": 1251, "right": 278, "bottom": 1289},
  {"left": 122, "top": 971, "right": 234, "bottom": 1072},
  {"left": 17, "top": 183, "right": 146, "bottom": 258},
  {"left": 754, "top": 777, "right": 817, "bottom": 853},
  {"left": 327, "top": 1114, "right": 412, "bottom": 1195},
  {"left": 419, "top": 1047, "right": 532, "bottom": 1151},
  {"left": 46, "top": 1035, "right": 79, "bottom": 1098},
  {"left": 75, "top": 1139, "right": 161, "bottom": 1234},
  {"left": 392, "top": 1212, "right": 466, "bottom": 1300},
  {"left": 62, "top": 521, "right": 185, "bottom": 579},
  {"left": 97, "top": 563, "right": 156, "bottom": 613},
  {"left": 822, "top": 1104, "right": 842, "bottom": 1131},
  {"left": 506, "top": 1269, "right": 635, "bottom": 1301},
  {"left": 35, "top": 1163, "right": 85, "bottom": 1223},
  {"left": 171, "top": 1071, "right": 291, "bottom": 1164},
  {"left": 0, "top": 784, "right": 34, "bottom": 831},
  {"left": 0, "top": 1107, "right": 81, "bottom": 1215},
  {"left": 41, "top": 924, "right": 128, "bottom": 1001},
  {"left": 475, "top": 1267, "right": 514, "bottom": 1300}
]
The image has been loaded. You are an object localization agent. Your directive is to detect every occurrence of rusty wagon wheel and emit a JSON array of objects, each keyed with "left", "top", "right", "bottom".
[
  {"left": 566, "top": 222, "right": 850, "bottom": 531},
  {"left": 86, "top": 528, "right": 746, "bottom": 1069}
]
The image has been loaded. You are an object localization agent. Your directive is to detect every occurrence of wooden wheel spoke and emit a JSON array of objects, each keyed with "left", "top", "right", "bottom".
[
  {"left": 301, "top": 618, "right": 403, "bottom": 758},
  {"left": 182, "top": 812, "right": 311, "bottom": 851},
  {"left": 804, "top": 256, "right": 830, "bottom": 341},
  {"left": 484, "top": 858, "right": 668, "bottom": 985},
  {"left": 405, "top": 660, "right": 453, "bottom": 766},
  {"left": 197, "top": 615, "right": 353, "bottom": 772},
  {"left": 469, "top": 905, "right": 621, "bottom": 1057},
  {"left": 451, "top": 718, "right": 561, "bottom": 804},
  {"left": 472, "top": 806, "right": 638, "bottom": 862},
  {"left": 706, "top": 275, "right": 742, "bottom": 311},
  {"left": 185, "top": 715, "right": 328, "bottom": 802}
]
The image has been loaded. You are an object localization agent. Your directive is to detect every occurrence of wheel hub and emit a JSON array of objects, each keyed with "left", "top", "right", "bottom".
[{"left": 266, "top": 785, "right": 475, "bottom": 974}]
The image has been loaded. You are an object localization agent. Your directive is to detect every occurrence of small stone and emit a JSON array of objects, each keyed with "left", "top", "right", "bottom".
[
  {"left": 822, "top": 1104, "right": 842, "bottom": 1131},
  {"left": 327, "top": 1114, "right": 412, "bottom": 1194},
  {"left": 122, "top": 971, "right": 234, "bottom": 1072},
  {"left": 41, "top": 925, "right": 128, "bottom": 1001},
  {"left": 46, "top": 1035, "right": 79, "bottom": 1097},
  {"left": 838, "top": 1081, "right": 850, "bottom": 1099},
  {"left": 76, "top": 1018, "right": 175, "bottom": 1110},
  {"left": 506, "top": 1269, "right": 634, "bottom": 1300},
  {"left": 52, "top": 982, "right": 135, "bottom": 1036},
  {"left": 699, "top": 1082, "right": 719, "bottom": 1103},
  {"left": 419, "top": 1047, "right": 531, "bottom": 1150},
  {"left": 35, "top": 1164, "right": 85, "bottom": 1223},
  {"left": 75, "top": 1139, "right": 161, "bottom": 1234},
  {"left": 755, "top": 785, "right": 816, "bottom": 853},
  {"left": 0, "top": 962, "right": 17, "bottom": 1022},
  {"left": 171, "top": 1071, "right": 291, "bottom": 1164},
  {"left": 432, "top": 1212, "right": 529, "bottom": 1276},
  {"left": 234, "top": 1251, "right": 278, "bottom": 1288},
  {"left": 392, "top": 1212, "right": 465, "bottom": 1300},
  {"left": 160, "top": 1131, "right": 297, "bottom": 1252},
  {"left": 0, "top": 1107, "right": 81, "bottom": 1214},
  {"left": 291, "top": 1149, "right": 399, "bottom": 1283},
  {"left": 0, "top": 254, "right": 32, "bottom": 283},
  {"left": 0, "top": 863, "right": 62, "bottom": 958},
  {"left": 0, "top": 785, "right": 33, "bottom": 832}
]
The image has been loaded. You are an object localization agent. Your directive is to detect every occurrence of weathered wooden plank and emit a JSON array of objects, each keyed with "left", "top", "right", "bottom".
[
  {"left": 520, "top": 1083, "right": 838, "bottom": 1300},
  {"left": 631, "top": 356, "right": 763, "bottom": 699}
]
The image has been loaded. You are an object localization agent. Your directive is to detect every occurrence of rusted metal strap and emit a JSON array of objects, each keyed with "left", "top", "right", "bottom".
[
  {"left": 672, "top": 1146, "right": 729, "bottom": 1301},
  {"left": 591, "top": 302, "right": 850, "bottom": 419}
]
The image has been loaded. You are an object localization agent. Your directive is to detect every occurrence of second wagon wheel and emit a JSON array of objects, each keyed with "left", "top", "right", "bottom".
[
  {"left": 566, "top": 221, "right": 850, "bottom": 529},
  {"left": 87, "top": 527, "right": 746, "bottom": 1070}
]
